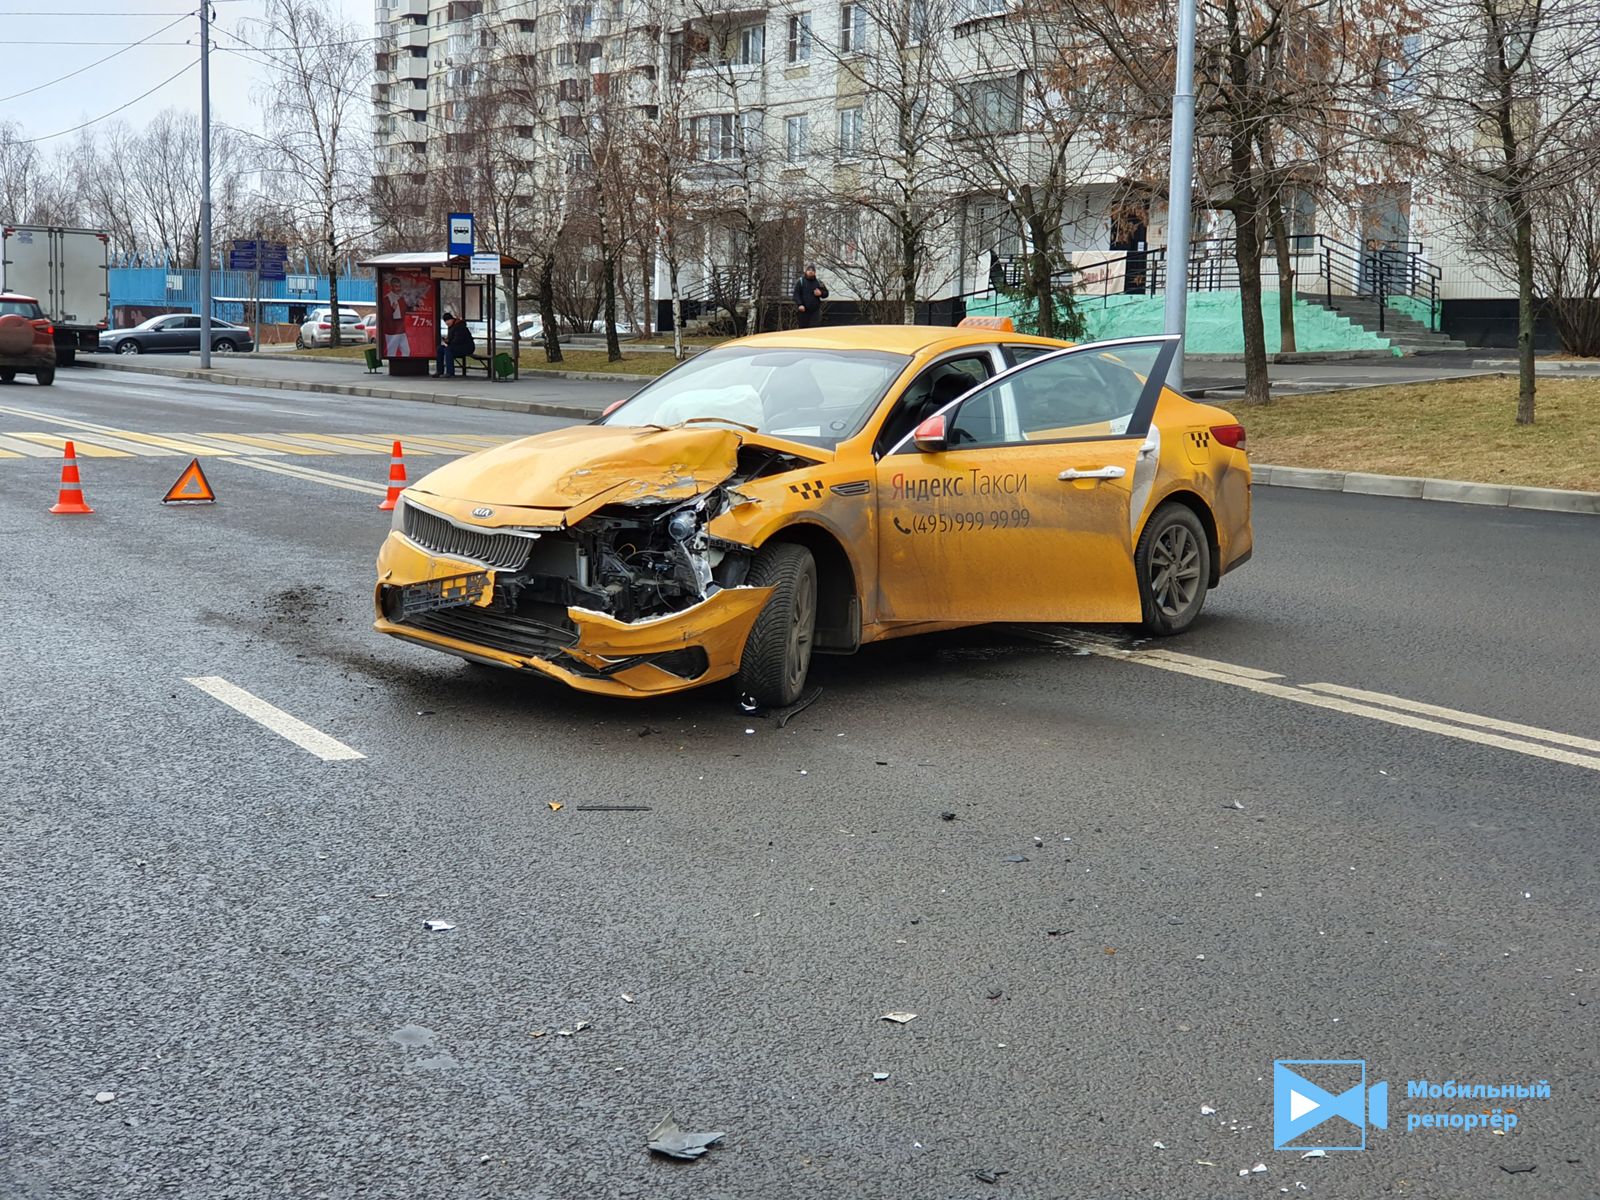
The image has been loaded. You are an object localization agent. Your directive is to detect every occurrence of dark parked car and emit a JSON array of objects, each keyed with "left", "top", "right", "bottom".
[
  {"left": 0, "top": 292, "right": 57, "bottom": 385},
  {"left": 99, "top": 315, "right": 255, "bottom": 356}
]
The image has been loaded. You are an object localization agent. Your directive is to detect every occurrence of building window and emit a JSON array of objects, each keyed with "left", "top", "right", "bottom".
[
  {"left": 787, "top": 12, "right": 812, "bottom": 63},
  {"left": 692, "top": 113, "right": 745, "bottom": 159},
  {"left": 736, "top": 24, "right": 765, "bottom": 65},
  {"left": 952, "top": 0, "right": 1006, "bottom": 21},
  {"left": 838, "top": 105, "right": 863, "bottom": 155},
  {"left": 840, "top": 3, "right": 865, "bottom": 52},
  {"left": 785, "top": 114, "right": 809, "bottom": 163},
  {"left": 954, "top": 74, "right": 1022, "bottom": 137}
]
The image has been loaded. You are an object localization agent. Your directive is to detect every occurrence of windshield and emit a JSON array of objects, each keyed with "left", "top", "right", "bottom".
[{"left": 602, "top": 345, "right": 910, "bottom": 448}]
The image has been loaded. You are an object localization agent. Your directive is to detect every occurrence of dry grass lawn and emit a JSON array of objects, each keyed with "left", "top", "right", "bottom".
[{"left": 1241, "top": 376, "right": 1600, "bottom": 492}]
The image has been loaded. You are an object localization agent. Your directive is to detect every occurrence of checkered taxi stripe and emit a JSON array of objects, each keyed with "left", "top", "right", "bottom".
[
  {"left": 788, "top": 479, "right": 826, "bottom": 501},
  {"left": 1186, "top": 430, "right": 1213, "bottom": 450}
]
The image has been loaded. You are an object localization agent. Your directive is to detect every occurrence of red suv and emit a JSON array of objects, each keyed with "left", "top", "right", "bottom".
[{"left": 0, "top": 292, "right": 56, "bottom": 386}]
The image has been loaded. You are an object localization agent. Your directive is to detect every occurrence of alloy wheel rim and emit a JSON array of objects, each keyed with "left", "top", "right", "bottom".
[
  {"left": 788, "top": 569, "right": 817, "bottom": 688},
  {"left": 1150, "top": 525, "right": 1201, "bottom": 617}
]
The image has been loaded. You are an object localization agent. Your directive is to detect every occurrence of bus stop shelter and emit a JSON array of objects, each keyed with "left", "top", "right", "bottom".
[{"left": 361, "top": 251, "right": 524, "bottom": 379}]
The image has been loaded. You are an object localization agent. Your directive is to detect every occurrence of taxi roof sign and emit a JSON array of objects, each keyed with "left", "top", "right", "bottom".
[
  {"left": 162, "top": 458, "right": 217, "bottom": 504},
  {"left": 957, "top": 316, "right": 1015, "bottom": 332}
]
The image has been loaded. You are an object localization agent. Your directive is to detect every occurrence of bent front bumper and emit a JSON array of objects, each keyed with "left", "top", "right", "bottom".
[{"left": 373, "top": 535, "right": 771, "bottom": 698}]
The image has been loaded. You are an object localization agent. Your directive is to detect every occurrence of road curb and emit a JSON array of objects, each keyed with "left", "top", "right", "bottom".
[
  {"left": 72, "top": 358, "right": 615, "bottom": 420},
  {"left": 1255, "top": 464, "right": 1600, "bottom": 515}
]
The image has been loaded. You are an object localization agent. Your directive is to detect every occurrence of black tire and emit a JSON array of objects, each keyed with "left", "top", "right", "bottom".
[
  {"left": 0, "top": 370, "right": 14, "bottom": 383},
  {"left": 737, "top": 542, "right": 818, "bottom": 708},
  {"left": 294, "top": 334, "right": 306, "bottom": 349},
  {"left": 116, "top": 339, "right": 141, "bottom": 355},
  {"left": 214, "top": 338, "right": 237, "bottom": 353},
  {"left": 1135, "top": 503, "right": 1211, "bottom": 636},
  {"left": 35, "top": 368, "right": 55, "bottom": 386}
]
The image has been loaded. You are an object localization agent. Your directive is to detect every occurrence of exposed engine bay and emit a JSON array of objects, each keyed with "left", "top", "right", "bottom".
[{"left": 394, "top": 443, "right": 815, "bottom": 630}]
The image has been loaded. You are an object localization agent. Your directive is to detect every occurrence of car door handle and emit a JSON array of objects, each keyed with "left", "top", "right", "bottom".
[{"left": 1058, "top": 466, "right": 1127, "bottom": 481}]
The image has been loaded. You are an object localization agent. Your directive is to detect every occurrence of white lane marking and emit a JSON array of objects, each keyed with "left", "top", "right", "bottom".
[
  {"left": 228, "top": 456, "right": 389, "bottom": 495},
  {"left": 184, "top": 676, "right": 365, "bottom": 762},
  {"left": 1301, "top": 682, "right": 1600, "bottom": 754},
  {"left": 1046, "top": 635, "right": 1600, "bottom": 775}
]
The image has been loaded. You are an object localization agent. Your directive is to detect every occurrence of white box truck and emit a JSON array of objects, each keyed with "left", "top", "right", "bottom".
[{"left": 0, "top": 225, "right": 110, "bottom": 365}]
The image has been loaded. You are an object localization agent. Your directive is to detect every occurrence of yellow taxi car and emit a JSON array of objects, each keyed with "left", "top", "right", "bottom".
[{"left": 374, "top": 322, "right": 1252, "bottom": 704}]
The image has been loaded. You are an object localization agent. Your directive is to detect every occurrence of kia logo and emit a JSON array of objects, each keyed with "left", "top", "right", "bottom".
[{"left": 471, "top": 506, "right": 493, "bottom": 518}]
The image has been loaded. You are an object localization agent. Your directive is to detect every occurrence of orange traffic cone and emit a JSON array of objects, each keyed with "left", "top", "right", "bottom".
[
  {"left": 49, "top": 441, "right": 94, "bottom": 514},
  {"left": 378, "top": 440, "right": 407, "bottom": 511}
]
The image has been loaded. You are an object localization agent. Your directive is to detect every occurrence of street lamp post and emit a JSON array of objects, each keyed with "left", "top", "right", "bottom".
[
  {"left": 199, "top": 1, "right": 213, "bottom": 369},
  {"left": 1162, "top": 0, "right": 1198, "bottom": 392}
]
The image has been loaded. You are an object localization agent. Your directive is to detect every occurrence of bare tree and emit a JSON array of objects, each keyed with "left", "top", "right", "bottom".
[
  {"left": 1061, "top": 0, "right": 1416, "bottom": 403},
  {"left": 1398, "top": 0, "right": 1600, "bottom": 422},
  {"left": 245, "top": 0, "right": 375, "bottom": 347},
  {"left": 812, "top": 0, "right": 960, "bottom": 324}
]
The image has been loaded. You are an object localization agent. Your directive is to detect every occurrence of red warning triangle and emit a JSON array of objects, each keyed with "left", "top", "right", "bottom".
[{"left": 161, "top": 457, "right": 217, "bottom": 504}]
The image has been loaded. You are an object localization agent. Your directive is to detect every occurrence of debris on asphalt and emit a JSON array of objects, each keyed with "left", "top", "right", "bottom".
[
  {"left": 576, "top": 805, "right": 653, "bottom": 812},
  {"left": 1003, "top": 854, "right": 1029, "bottom": 863},
  {"left": 974, "top": 1168, "right": 1010, "bottom": 1184},
  {"left": 739, "top": 695, "right": 761, "bottom": 714},
  {"left": 424, "top": 920, "right": 456, "bottom": 932},
  {"left": 94, "top": 1092, "right": 116, "bottom": 1104},
  {"left": 880, "top": 1011, "right": 918, "bottom": 1024},
  {"left": 1033, "top": 837, "right": 1044, "bottom": 847},
  {"left": 744, "top": 728, "right": 755, "bottom": 735},
  {"left": 774, "top": 686, "right": 823, "bottom": 728},
  {"left": 1500, "top": 1164, "right": 1537, "bottom": 1175},
  {"left": 1242, "top": 1162, "right": 1268, "bottom": 1175},
  {"left": 1200, "top": 1105, "right": 1218, "bottom": 1115},
  {"left": 646, "top": 1110, "right": 725, "bottom": 1160},
  {"left": 940, "top": 811, "right": 956, "bottom": 821},
  {"left": 529, "top": 1031, "right": 546, "bottom": 1038},
  {"left": 986, "top": 987, "right": 1004, "bottom": 1000},
  {"left": 389, "top": 1024, "right": 436, "bottom": 1048},
  {"left": 1300, "top": 1149, "right": 1326, "bottom": 1159},
  {"left": 1195, "top": 1160, "right": 1217, "bottom": 1166},
  {"left": 872, "top": 1072, "right": 890, "bottom": 1081},
  {"left": 876, "top": 760, "right": 889, "bottom": 766},
  {"left": 637, "top": 727, "right": 655, "bottom": 737},
  {"left": 416, "top": 710, "right": 434, "bottom": 716},
  {"left": 1152, "top": 1140, "right": 1166, "bottom": 1150},
  {"left": 1225, "top": 800, "right": 1245, "bottom": 810},
  {"left": 622, "top": 994, "right": 635, "bottom": 1003},
  {"left": 547, "top": 802, "right": 564, "bottom": 811}
]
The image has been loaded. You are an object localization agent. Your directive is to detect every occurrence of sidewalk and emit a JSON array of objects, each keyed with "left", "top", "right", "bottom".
[{"left": 77, "top": 351, "right": 634, "bottom": 420}]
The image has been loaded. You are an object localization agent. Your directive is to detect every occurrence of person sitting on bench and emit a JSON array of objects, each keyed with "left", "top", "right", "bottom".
[{"left": 437, "top": 313, "right": 475, "bottom": 377}]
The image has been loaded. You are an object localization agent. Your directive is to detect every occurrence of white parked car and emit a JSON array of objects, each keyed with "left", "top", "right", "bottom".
[{"left": 296, "top": 308, "right": 364, "bottom": 349}]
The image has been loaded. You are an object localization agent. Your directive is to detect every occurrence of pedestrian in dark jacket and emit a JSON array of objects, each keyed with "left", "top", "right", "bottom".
[
  {"left": 437, "top": 313, "right": 476, "bottom": 376},
  {"left": 793, "top": 264, "right": 828, "bottom": 329}
]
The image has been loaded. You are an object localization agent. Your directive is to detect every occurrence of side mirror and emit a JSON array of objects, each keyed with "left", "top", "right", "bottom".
[{"left": 912, "top": 413, "right": 948, "bottom": 453}]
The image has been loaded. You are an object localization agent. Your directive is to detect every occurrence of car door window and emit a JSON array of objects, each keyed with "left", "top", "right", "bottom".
[
  {"left": 1002, "top": 343, "right": 1061, "bottom": 368},
  {"left": 946, "top": 340, "right": 1175, "bottom": 449},
  {"left": 875, "top": 352, "right": 995, "bottom": 456}
]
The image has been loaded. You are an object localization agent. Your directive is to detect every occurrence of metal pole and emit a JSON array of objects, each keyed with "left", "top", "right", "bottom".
[
  {"left": 1163, "top": 0, "right": 1198, "bottom": 391},
  {"left": 199, "top": 1, "right": 213, "bottom": 369}
]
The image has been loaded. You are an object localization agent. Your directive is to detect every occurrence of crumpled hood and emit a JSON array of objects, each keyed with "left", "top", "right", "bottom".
[{"left": 412, "top": 423, "right": 816, "bottom": 511}]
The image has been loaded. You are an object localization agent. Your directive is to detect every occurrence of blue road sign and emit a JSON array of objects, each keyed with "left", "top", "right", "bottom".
[{"left": 448, "top": 213, "right": 475, "bottom": 257}]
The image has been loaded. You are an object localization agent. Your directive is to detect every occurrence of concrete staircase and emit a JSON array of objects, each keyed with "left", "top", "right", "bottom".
[{"left": 1296, "top": 293, "right": 1468, "bottom": 354}]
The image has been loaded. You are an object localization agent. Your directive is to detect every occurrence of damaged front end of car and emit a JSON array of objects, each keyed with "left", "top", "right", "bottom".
[{"left": 374, "top": 439, "right": 817, "bottom": 696}]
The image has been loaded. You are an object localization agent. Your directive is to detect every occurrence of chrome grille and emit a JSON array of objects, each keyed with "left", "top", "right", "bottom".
[{"left": 402, "top": 503, "right": 534, "bottom": 571}]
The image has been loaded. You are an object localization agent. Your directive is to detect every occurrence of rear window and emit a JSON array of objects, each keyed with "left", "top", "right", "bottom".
[{"left": 0, "top": 300, "right": 44, "bottom": 319}]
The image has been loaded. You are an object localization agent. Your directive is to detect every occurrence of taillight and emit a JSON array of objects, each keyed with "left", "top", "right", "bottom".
[
  {"left": 318, "top": 323, "right": 331, "bottom": 330},
  {"left": 1211, "top": 423, "right": 1247, "bottom": 450}
]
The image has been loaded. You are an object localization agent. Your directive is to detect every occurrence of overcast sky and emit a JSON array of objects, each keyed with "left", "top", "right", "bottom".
[{"left": 4, "top": 0, "right": 373, "bottom": 147}]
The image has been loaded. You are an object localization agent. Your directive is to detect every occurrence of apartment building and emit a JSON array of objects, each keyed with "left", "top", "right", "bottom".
[{"left": 370, "top": 0, "right": 1545, "bottom": 346}]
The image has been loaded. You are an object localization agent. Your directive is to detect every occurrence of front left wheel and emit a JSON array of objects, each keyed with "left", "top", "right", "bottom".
[
  {"left": 1135, "top": 503, "right": 1211, "bottom": 635},
  {"left": 737, "top": 543, "right": 818, "bottom": 708}
]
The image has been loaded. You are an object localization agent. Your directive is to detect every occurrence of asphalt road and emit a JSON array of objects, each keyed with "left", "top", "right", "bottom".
[{"left": 3, "top": 369, "right": 1596, "bottom": 1200}]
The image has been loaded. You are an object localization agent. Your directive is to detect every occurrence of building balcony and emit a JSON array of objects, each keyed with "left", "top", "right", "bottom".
[
  {"left": 401, "top": 54, "right": 430, "bottom": 80},
  {"left": 397, "top": 0, "right": 428, "bottom": 17},
  {"left": 401, "top": 25, "right": 430, "bottom": 50}
]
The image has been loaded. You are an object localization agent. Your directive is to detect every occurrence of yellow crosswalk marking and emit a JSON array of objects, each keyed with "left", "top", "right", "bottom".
[
  {"left": 0, "top": 429, "right": 526, "bottom": 462},
  {"left": 0, "top": 433, "right": 57, "bottom": 457},
  {"left": 7, "top": 433, "right": 132, "bottom": 457}
]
